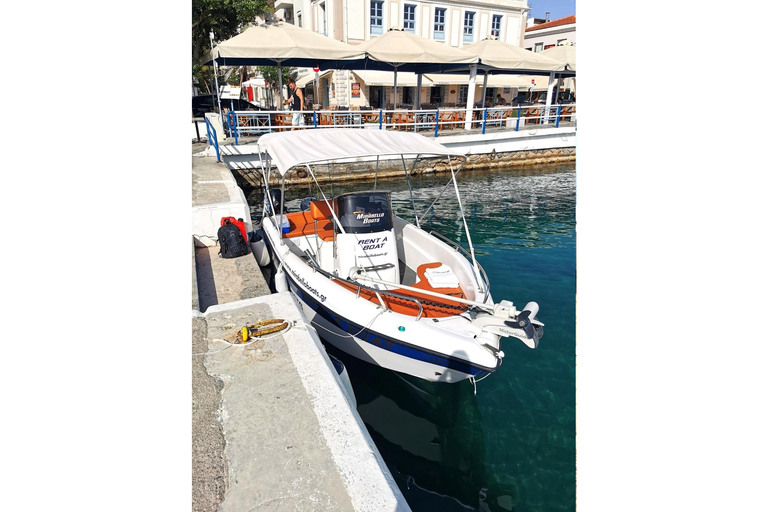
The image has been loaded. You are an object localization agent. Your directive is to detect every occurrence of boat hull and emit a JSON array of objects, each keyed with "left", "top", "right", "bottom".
[
  {"left": 260, "top": 237, "right": 499, "bottom": 383},
  {"left": 289, "top": 276, "right": 494, "bottom": 382}
]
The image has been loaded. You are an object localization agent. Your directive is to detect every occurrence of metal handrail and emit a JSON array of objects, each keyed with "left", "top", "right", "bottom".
[
  {"left": 428, "top": 229, "right": 491, "bottom": 303},
  {"left": 224, "top": 103, "right": 576, "bottom": 139},
  {"left": 303, "top": 251, "right": 430, "bottom": 321},
  {"left": 203, "top": 117, "right": 220, "bottom": 162}
]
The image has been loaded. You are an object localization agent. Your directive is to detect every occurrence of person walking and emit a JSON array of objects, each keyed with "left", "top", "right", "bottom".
[{"left": 283, "top": 79, "right": 304, "bottom": 131}]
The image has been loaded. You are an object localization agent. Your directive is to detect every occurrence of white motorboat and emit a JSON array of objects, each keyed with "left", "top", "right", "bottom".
[{"left": 256, "top": 129, "right": 543, "bottom": 384}]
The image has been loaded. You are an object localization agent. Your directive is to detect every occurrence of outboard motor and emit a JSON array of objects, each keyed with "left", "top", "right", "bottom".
[
  {"left": 264, "top": 189, "right": 284, "bottom": 216},
  {"left": 334, "top": 191, "right": 399, "bottom": 287}
]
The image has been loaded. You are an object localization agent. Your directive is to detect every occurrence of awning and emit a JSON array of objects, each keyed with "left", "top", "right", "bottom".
[
  {"left": 424, "top": 73, "right": 555, "bottom": 91},
  {"left": 258, "top": 128, "right": 464, "bottom": 176},
  {"left": 296, "top": 70, "right": 332, "bottom": 88},
  {"left": 352, "top": 70, "right": 433, "bottom": 87}
]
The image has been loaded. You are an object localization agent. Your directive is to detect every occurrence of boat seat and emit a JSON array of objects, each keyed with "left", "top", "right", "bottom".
[
  {"left": 411, "top": 262, "right": 465, "bottom": 299},
  {"left": 282, "top": 210, "right": 334, "bottom": 241}
]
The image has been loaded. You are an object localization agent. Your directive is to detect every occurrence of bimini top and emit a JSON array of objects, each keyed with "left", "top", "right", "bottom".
[{"left": 258, "top": 128, "right": 466, "bottom": 176}]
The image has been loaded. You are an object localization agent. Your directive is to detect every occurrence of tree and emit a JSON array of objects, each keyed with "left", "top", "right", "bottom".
[
  {"left": 192, "top": 0, "right": 271, "bottom": 65},
  {"left": 257, "top": 66, "right": 295, "bottom": 108}
]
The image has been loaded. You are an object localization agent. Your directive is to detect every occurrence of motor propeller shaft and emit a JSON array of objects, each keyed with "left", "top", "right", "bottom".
[{"left": 472, "top": 301, "right": 543, "bottom": 349}]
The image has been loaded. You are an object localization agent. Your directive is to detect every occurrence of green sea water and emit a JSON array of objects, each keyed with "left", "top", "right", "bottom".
[{"left": 250, "top": 162, "right": 576, "bottom": 512}]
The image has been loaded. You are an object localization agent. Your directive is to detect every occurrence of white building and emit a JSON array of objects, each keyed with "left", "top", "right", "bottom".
[
  {"left": 523, "top": 14, "right": 575, "bottom": 53},
  {"left": 274, "top": 0, "right": 535, "bottom": 108}
]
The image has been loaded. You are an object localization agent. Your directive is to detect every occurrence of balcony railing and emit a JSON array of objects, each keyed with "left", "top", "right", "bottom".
[{"left": 216, "top": 104, "right": 576, "bottom": 144}]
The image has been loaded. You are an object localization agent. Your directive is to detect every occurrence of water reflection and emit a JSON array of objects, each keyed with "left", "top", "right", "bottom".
[{"left": 327, "top": 344, "right": 519, "bottom": 511}]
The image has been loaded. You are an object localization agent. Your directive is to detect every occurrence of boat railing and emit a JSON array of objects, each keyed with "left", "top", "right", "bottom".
[
  {"left": 204, "top": 117, "right": 221, "bottom": 162},
  {"left": 303, "top": 250, "right": 428, "bottom": 321},
  {"left": 428, "top": 229, "right": 491, "bottom": 303},
  {"left": 222, "top": 103, "right": 576, "bottom": 142}
]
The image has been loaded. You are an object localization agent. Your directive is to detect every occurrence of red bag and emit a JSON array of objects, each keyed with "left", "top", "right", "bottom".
[{"left": 220, "top": 217, "right": 248, "bottom": 244}]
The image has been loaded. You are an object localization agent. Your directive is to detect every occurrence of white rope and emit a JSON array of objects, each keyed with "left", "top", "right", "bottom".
[{"left": 191, "top": 321, "right": 294, "bottom": 357}]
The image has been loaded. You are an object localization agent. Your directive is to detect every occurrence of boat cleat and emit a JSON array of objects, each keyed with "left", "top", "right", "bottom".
[{"left": 471, "top": 300, "right": 544, "bottom": 349}]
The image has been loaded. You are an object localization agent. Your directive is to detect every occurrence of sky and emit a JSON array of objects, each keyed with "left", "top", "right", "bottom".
[{"left": 527, "top": 0, "right": 575, "bottom": 21}]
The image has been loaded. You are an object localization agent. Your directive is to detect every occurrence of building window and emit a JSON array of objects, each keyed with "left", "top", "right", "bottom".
[
  {"left": 458, "top": 84, "right": 468, "bottom": 104},
  {"left": 534, "top": 42, "right": 543, "bottom": 52},
  {"left": 371, "top": 1, "right": 383, "bottom": 35},
  {"left": 491, "top": 15, "right": 502, "bottom": 37},
  {"left": 463, "top": 11, "right": 475, "bottom": 42},
  {"left": 320, "top": 2, "right": 327, "bottom": 36},
  {"left": 404, "top": 4, "right": 416, "bottom": 33},
  {"left": 434, "top": 8, "right": 446, "bottom": 40}
]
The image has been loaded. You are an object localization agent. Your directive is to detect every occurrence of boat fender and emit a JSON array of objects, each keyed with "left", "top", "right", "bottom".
[
  {"left": 274, "top": 266, "right": 288, "bottom": 293},
  {"left": 250, "top": 237, "right": 270, "bottom": 266}
]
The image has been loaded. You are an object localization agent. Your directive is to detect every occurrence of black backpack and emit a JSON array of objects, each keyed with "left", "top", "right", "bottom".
[{"left": 218, "top": 220, "right": 249, "bottom": 258}]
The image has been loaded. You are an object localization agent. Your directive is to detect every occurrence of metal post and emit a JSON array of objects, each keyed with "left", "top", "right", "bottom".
[
  {"left": 379, "top": 109, "right": 383, "bottom": 130},
  {"left": 209, "top": 31, "right": 223, "bottom": 131},
  {"left": 464, "top": 64, "right": 477, "bottom": 130},
  {"left": 482, "top": 108, "right": 487, "bottom": 134},
  {"left": 555, "top": 105, "right": 562, "bottom": 128},
  {"left": 434, "top": 109, "right": 439, "bottom": 138},
  {"left": 229, "top": 112, "right": 239, "bottom": 145},
  {"left": 516, "top": 106, "right": 521, "bottom": 131}
]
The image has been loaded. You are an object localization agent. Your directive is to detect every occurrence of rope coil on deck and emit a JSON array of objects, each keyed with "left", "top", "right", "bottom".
[{"left": 192, "top": 319, "right": 294, "bottom": 356}]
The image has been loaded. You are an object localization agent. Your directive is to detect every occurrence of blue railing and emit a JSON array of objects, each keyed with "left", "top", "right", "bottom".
[
  {"left": 207, "top": 104, "right": 576, "bottom": 144},
  {"left": 204, "top": 117, "right": 221, "bottom": 162}
]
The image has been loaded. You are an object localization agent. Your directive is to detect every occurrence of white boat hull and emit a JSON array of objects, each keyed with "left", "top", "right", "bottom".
[{"left": 263, "top": 221, "right": 501, "bottom": 383}]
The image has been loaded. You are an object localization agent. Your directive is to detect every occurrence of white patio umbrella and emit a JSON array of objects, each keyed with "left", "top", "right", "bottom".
[
  {"left": 203, "top": 19, "right": 366, "bottom": 109},
  {"left": 356, "top": 29, "right": 478, "bottom": 109},
  {"left": 459, "top": 38, "right": 566, "bottom": 112},
  {"left": 464, "top": 38, "right": 564, "bottom": 72},
  {"left": 539, "top": 42, "right": 576, "bottom": 71}
]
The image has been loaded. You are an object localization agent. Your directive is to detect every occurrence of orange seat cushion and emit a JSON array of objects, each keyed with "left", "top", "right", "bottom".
[{"left": 283, "top": 211, "right": 334, "bottom": 241}]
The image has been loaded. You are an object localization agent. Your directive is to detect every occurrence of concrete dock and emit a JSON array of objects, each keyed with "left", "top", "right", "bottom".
[{"left": 191, "top": 148, "right": 409, "bottom": 511}]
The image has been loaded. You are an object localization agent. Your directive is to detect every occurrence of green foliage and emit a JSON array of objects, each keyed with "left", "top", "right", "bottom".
[
  {"left": 257, "top": 66, "right": 295, "bottom": 107},
  {"left": 192, "top": 0, "right": 271, "bottom": 65}
]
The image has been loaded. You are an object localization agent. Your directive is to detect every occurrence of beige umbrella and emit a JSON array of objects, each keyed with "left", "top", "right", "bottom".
[
  {"left": 539, "top": 42, "right": 576, "bottom": 71},
  {"left": 204, "top": 19, "right": 366, "bottom": 108},
  {"left": 455, "top": 38, "right": 564, "bottom": 109},
  {"left": 463, "top": 38, "right": 563, "bottom": 72},
  {"left": 204, "top": 20, "right": 366, "bottom": 67},
  {"left": 356, "top": 29, "right": 478, "bottom": 108}
]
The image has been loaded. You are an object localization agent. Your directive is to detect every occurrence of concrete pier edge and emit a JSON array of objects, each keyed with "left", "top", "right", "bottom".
[{"left": 192, "top": 150, "right": 409, "bottom": 510}]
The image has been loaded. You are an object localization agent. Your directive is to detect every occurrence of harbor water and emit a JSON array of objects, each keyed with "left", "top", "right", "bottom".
[{"left": 247, "top": 162, "right": 576, "bottom": 512}]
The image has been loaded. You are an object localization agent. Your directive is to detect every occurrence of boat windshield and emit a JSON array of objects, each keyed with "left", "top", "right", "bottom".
[{"left": 336, "top": 191, "right": 393, "bottom": 234}]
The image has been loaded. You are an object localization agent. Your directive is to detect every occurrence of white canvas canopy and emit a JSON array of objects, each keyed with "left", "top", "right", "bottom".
[
  {"left": 352, "top": 70, "right": 433, "bottom": 87},
  {"left": 356, "top": 29, "right": 478, "bottom": 108},
  {"left": 463, "top": 38, "right": 563, "bottom": 72},
  {"left": 258, "top": 128, "right": 464, "bottom": 176},
  {"left": 204, "top": 20, "right": 366, "bottom": 68},
  {"left": 539, "top": 43, "right": 576, "bottom": 71},
  {"left": 424, "top": 73, "right": 548, "bottom": 90},
  {"left": 296, "top": 70, "right": 332, "bottom": 88}
]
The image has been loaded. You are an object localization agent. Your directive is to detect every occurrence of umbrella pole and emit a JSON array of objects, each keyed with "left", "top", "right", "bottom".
[
  {"left": 464, "top": 64, "right": 477, "bottom": 130},
  {"left": 393, "top": 66, "right": 398, "bottom": 110},
  {"left": 277, "top": 61, "right": 284, "bottom": 110},
  {"left": 545, "top": 71, "right": 556, "bottom": 123},
  {"left": 416, "top": 73, "right": 422, "bottom": 110},
  {"left": 481, "top": 70, "right": 489, "bottom": 107}
]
